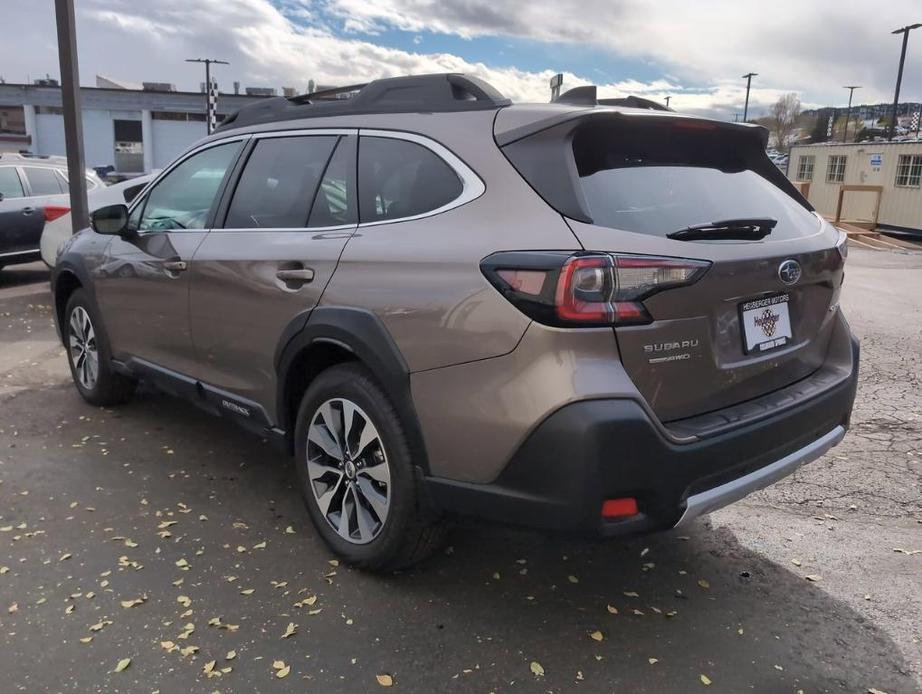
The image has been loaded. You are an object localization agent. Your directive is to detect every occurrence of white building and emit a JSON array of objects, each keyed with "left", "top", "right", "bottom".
[
  {"left": 787, "top": 141, "right": 922, "bottom": 236},
  {"left": 0, "top": 79, "right": 271, "bottom": 174}
]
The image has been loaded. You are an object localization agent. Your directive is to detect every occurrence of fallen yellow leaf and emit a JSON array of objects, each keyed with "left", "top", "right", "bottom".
[
  {"left": 590, "top": 630, "right": 604, "bottom": 642},
  {"left": 114, "top": 658, "right": 131, "bottom": 673},
  {"left": 700, "top": 674, "right": 712, "bottom": 686},
  {"left": 376, "top": 673, "right": 394, "bottom": 687},
  {"left": 530, "top": 661, "right": 545, "bottom": 677},
  {"left": 281, "top": 622, "right": 297, "bottom": 639}
]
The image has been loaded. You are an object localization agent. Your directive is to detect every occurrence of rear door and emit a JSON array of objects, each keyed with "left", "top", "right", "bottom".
[
  {"left": 0, "top": 166, "right": 48, "bottom": 257},
  {"left": 504, "top": 115, "right": 844, "bottom": 421},
  {"left": 189, "top": 131, "right": 357, "bottom": 417}
]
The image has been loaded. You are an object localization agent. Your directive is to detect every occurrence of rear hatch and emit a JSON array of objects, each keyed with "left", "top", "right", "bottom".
[{"left": 499, "top": 109, "right": 845, "bottom": 422}]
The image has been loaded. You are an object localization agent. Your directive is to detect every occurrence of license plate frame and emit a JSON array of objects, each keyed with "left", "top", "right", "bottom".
[{"left": 739, "top": 294, "right": 792, "bottom": 354}]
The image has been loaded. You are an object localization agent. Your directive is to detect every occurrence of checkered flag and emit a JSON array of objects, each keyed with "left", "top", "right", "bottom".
[
  {"left": 207, "top": 79, "right": 219, "bottom": 134},
  {"left": 826, "top": 115, "right": 834, "bottom": 138},
  {"left": 912, "top": 111, "right": 921, "bottom": 133}
]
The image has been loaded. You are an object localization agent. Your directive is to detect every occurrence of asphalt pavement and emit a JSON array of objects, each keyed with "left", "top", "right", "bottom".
[{"left": 0, "top": 253, "right": 920, "bottom": 694}]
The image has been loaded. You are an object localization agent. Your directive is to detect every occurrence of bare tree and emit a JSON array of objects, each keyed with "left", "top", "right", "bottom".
[{"left": 768, "top": 93, "right": 802, "bottom": 152}]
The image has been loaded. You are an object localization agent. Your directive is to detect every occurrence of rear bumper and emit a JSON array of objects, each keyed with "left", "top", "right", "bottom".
[{"left": 424, "top": 335, "right": 859, "bottom": 536}]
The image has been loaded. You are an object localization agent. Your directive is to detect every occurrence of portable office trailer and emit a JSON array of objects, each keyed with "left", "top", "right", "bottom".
[{"left": 788, "top": 141, "right": 922, "bottom": 236}]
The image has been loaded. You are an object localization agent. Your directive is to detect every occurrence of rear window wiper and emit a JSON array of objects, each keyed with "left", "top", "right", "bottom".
[{"left": 667, "top": 218, "right": 777, "bottom": 241}]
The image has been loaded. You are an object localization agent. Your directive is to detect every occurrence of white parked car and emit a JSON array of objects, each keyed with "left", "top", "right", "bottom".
[{"left": 40, "top": 173, "right": 155, "bottom": 267}]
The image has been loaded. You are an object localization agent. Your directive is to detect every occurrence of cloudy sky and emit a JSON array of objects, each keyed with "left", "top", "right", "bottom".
[{"left": 4, "top": 0, "right": 921, "bottom": 119}]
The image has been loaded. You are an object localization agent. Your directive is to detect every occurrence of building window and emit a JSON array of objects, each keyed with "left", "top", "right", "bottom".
[
  {"left": 796, "top": 155, "right": 814, "bottom": 181},
  {"left": 895, "top": 154, "right": 922, "bottom": 188},
  {"left": 826, "top": 155, "right": 846, "bottom": 183}
]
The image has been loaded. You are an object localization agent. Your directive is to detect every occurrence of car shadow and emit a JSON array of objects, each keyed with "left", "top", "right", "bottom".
[
  {"left": 0, "top": 261, "right": 50, "bottom": 288},
  {"left": 3, "top": 386, "right": 915, "bottom": 693}
]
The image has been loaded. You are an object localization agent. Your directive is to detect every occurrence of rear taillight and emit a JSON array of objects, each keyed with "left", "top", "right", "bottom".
[
  {"left": 482, "top": 251, "right": 709, "bottom": 327},
  {"left": 43, "top": 206, "right": 70, "bottom": 223}
]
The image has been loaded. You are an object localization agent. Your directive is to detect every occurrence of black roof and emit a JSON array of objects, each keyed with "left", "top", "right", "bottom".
[{"left": 217, "top": 73, "right": 511, "bottom": 132}]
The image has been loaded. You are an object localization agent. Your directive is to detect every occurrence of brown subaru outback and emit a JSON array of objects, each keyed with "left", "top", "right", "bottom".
[{"left": 51, "top": 74, "right": 858, "bottom": 570}]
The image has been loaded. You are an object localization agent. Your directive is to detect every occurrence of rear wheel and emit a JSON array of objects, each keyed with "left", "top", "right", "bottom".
[
  {"left": 64, "top": 289, "right": 135, "bottom": 406},
  {"left": 294, "top": 363, "right": 444, "bottom": 571}
]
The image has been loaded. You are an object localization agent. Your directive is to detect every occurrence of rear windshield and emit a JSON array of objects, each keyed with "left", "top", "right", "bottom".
[{"left": 572, "top": 121, "right": 818, "bottom": 239}]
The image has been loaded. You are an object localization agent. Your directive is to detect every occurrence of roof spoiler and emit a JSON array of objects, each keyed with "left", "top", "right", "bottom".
[
  {"left": 217, "top": 73, "right": 511, "bottom": 132},
  {"left": 553, "top": 85, "right": 673, "bottom": 112}
]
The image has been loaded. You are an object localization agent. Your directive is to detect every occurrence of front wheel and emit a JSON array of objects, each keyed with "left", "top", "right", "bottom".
[
  {"left": 64, "top": 289, "right": 136, "bottom": 406},
  {"left": 294, "top": 363, "right": 444, "bottom": 571}
]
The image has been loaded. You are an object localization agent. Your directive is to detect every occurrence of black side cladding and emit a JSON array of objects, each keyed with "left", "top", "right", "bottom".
[{"left": 217, "top": 73, "right": 511, "bottom": 132}]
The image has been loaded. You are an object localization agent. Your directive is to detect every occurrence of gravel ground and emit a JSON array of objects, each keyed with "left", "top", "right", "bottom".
[{"left": 0, "top": 250, "right": 920, "bottom": 693}]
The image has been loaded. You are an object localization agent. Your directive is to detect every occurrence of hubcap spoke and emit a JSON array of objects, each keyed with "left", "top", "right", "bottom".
[
  {"left": 356, "top": 476, "right": 388, "bottom": 522},
  {"left": 306, "top": 397, "right": 390, "bottom": 545},
  {"left": 314, "top": 473, "right": 344, "bottom": 516},
  {"left": 353, "top": 486, "right": 376, "bottom": 542},
  {"left": 308, "top": 423, "right": 343, "bottom": 461},
  {"left": 358, "top": 460, "right": 390, "bottom": 484}
]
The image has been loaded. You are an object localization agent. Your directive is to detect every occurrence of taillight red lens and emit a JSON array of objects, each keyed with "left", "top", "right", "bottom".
[
  {"left": 43, "top": 205, "right": 70, "bottom": 223},
  {"left": 555, "top": 255, "right": 615, "bottom": 323}
]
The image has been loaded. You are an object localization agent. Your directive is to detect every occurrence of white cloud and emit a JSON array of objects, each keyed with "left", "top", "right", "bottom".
[{"left": 2, "top": 0, "right": 919, "bottom": 120}]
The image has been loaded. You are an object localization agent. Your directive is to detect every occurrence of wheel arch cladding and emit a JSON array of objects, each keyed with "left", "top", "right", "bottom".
[
  {"left": 53, "top": 268, "right": 84, "bottom": 341},
  {"left": 275, "top": 307, "right": 431, "bottom": 473}
]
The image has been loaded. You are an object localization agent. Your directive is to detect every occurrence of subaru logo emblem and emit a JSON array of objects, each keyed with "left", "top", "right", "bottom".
[{"left": 778, "top": 259, "right": 802, "bottom": 285}]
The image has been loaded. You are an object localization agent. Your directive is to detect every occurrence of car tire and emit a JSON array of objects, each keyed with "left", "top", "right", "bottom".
[
  {"left": 294, "top": 363, "right": 445, "bottom": 571},
  {"left": 63, "top": 289, "right": 136, "bottom": 406}
]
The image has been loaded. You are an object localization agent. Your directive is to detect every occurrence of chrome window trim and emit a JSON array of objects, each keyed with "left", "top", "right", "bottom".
[
  {"left": 212, "top": 224, "right": 356, "bottom": 234},
  {"left": 128, "top": 126, "right": 484, "bottom": 234},
  {"left": 357, "top": 128, "right": 485, "bottom": 227},
  {"left": 252, "top": 128, "right": 358, "bottom": 140}
]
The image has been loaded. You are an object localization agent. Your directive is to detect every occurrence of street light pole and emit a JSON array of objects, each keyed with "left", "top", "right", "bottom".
[
  {"left": 887, "top": 24, "right": 921, "bottom": 141},
  {"left": 842, "top": 85, "right": 861, "bottom": 143},
  {"left": 53, "top": 0, "right": 89, "bottom": 230},
  {"left": 742, "top": 72, "right": 758, "bottom": 122},
  {"left": 186, "top": 58, "right": 229, "bottom": 134}
]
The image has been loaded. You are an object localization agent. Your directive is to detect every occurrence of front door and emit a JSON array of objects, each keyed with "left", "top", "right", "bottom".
[
  {"left": 95, "top": 140, "right": 244, "bottom": 377},
  {"left": 189, "top": 133, "right": 357, "bottom": 419}
]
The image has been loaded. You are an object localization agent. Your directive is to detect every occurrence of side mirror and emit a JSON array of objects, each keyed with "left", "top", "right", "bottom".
[{"left": 90, "top": 203, "right": 130, "bottom": 236}]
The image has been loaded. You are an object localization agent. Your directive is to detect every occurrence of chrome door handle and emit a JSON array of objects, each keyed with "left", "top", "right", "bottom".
[
  {"left": 163, "top": 260, "right": 188, "bottom": 273},
  {"left": 22, "top": 206, "right": 35, "bottom": 216},
  {"left": 276, "top": 268, "right": 315, "bottom": 282}
]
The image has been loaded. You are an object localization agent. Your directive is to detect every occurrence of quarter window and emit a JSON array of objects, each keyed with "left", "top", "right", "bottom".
[
  {"left": 0, "top": 167, "right": 24, "bottom": 199},
  {"left": 225, "top": 135, "right": 338, "bottom": 229},
  {"left": 24, "top": 166, "right": 65, "bottom": 195},
  {"left": 138, "top": 141, "right": 241, "bottom": 231},
  {"left": 895, "top": 154, "right": 922, "bottom": 187},
  {"left": 796, "top": 155, "right": 814, "bottom": 181},
  {"left": 358, "top": 137, "right": 462, "bottom": 223},
  {"left": 826, "top": 155, "right": 846, "bottom": 183}
]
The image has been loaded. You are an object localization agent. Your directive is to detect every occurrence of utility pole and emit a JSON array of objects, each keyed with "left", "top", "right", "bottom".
[
  {"left": 664, "top": 96, "right": 671, "bottom": 109},
  {"left": 842, "top": 85, "right": 861, "bottom": 143},
  {"left": 549, "top": 73, "right": 563, "bottom": 102},
  {"left": 742, "top": 72, "right": 757, "bottom": 122},
  {"left": 186, "top": 58, "right": 228, "bottom": 134},
  {"left": 53, "top": 0, "right": 88, "bottom": 230},
  {"left": 887, "top": 24, "right": 921, "bottom": 141}
]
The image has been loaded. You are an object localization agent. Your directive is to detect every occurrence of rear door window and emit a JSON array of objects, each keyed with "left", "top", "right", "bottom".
[
  {"left": 358, "top": 137, "right": 462, "bottom": 223},
  {"left": 0, "top": 167, "right": 24, "bottom": 199},
  {"left": 572, "top": 122, "right": 819, "bottom": 240},
  {"left": 225, "top": 135, "right": 338, "bottom": 229},
  {"left": 24, "top": 166, "right": 65, "bottom": 196}
]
